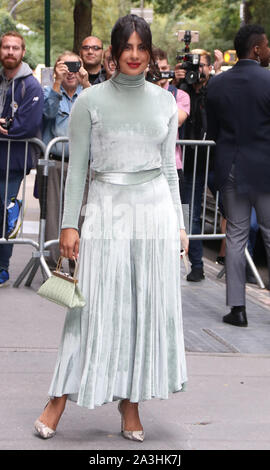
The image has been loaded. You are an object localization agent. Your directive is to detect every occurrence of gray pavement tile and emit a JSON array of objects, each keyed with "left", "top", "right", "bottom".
[
  {"left": 181, "top": 260, "right": 270, "bottom": 354},
  {"left": 0, "top": 236, "right": 270, "bottom": 450},
  {"left": 1, "top": 353, "right": 270, "bottom": 450}
]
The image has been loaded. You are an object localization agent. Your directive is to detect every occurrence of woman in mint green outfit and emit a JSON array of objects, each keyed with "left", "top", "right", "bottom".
[{"left": 35, "top": 14, "right": 188, "bottom": 442}]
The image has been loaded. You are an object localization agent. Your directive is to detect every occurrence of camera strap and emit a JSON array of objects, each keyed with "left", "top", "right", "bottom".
[{"left": 168, "top": 83, "right": 178, "bottom": 100}]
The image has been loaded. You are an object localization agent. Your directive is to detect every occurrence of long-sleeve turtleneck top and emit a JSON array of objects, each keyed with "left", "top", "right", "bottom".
[{"left": 62, "top": 71, "right": 185, "bottom": 230}]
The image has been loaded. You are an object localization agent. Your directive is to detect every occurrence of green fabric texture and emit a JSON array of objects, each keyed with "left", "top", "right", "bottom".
[{"left": 62, "top": 72, "right": 185, "bottom": 230}]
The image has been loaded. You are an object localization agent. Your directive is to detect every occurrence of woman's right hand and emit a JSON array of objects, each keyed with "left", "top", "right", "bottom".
[{"left": 59, "top": 228, "right": 80, "bottom": 259}]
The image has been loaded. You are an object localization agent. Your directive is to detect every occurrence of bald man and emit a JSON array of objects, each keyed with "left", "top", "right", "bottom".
[{"left": 80, "top": 36, "right": 106, "bottom": 85}]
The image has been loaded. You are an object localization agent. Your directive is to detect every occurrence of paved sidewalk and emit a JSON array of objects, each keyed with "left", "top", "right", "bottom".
[
  {"left": 1, "top": 171, "right": 270, "bottom": 450},
  {"left": 0, "top": 242, "right": 269, "bottom": 450}
]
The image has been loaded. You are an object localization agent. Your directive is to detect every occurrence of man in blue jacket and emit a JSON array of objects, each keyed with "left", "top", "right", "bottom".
[
  {"left": 207, "top": 24, "right": 270, "bottom": 326},
  {"left": 0, "top": 31, "right": 43, "bottom": 286},
  {"left": 41, "top": 50, "right": 90, "bottom": 270}
]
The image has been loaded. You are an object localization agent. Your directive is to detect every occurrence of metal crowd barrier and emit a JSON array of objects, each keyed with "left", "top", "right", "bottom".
[
  {"left": 179, "top": 139, "right": 222, "bottom": 240},
  {"left": 16, "top": 136, "right": 70, "bottom": 287},
  {"left": 177, "top": 139, "right": 265, "bottom": 289},
  {"left": 0, "top": 136, "right": 265, "bottom": 289},
  {"left": 42, "top": 136, "right": 69, "bottom": 262},
  {"left": 0, "top": 137, "right": 48, "bottom": 287}
]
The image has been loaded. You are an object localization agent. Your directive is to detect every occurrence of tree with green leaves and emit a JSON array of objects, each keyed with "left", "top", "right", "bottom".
[
  {"left": 151, "top": 0, "right": 204, "bottom": 15},
  {"left": 0, "top": 8, "right": 17, "bottom": 35},
  {"left": 2, "top": 0, "right": 270, "bottom": 69},
  {"left": 243, "top": 1, "right": 270, "bottom": 38}
]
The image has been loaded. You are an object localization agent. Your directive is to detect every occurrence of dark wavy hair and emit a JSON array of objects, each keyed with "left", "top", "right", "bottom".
[
  {"left": 234, "top": 24, "right": 265, "bottom": 59},
  {"left": 111, "top": 14, "right": 155, "bottom": 69}
]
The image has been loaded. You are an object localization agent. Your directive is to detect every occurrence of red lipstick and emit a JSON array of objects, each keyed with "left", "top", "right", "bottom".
[{"left": 127, "top": 63, "right": 141, "bottom": 68}]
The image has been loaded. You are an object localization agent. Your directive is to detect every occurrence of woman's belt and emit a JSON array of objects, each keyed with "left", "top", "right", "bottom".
[{"left": 91, "top": 168, "right": 162, "bottom": 185}]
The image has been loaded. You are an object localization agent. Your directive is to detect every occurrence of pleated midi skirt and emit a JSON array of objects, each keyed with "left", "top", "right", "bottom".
[{"left": 48, "top": 173, "right": 187, "bottom": 409}]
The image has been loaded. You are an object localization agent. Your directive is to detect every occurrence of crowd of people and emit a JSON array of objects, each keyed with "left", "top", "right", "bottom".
[
  {"left": 0, "top": 24, "right": 269, "bottom": 315},
  {"left": 0, "top": 25, "right": 269, "bottom": 313},
  {"left": 0, "top": 15, "right": 270, "bottom": 442}
]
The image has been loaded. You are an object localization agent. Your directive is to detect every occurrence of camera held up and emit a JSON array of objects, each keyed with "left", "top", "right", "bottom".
[
  {"left": 176, "top": 30, "right": 201, "bottom": 86},
  {"left": 64, "top": 61, "right": 81, "bottom": 73},
  {"left": 146, "top": 66, "right": 175, "bottom": 83},
  {"left": 1, "top": 117, "right": 13, "bottom": 130}
]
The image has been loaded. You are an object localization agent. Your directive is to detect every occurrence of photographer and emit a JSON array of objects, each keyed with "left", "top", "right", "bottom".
[
  {"left": 153, "top": 48, "right": 190, "bottom": 200},
  {"left": 174, "top": 48, "right": 224, "bottom": 282},
  {"left": 40, "top": 51, "right": 90, "bottom": 270}
]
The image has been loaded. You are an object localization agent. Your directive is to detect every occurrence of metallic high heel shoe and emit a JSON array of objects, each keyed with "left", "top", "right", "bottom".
[
  {"left": 118, "top": 400, "right": 145, "bottom": 442},
  {"left": 34, "top": 399, "right": 56, "bottom": 439}
]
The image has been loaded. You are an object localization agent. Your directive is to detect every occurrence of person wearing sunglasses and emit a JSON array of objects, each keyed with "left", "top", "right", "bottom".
[{"left": 80, "top": 36, "right": 107, "bottom": 85}]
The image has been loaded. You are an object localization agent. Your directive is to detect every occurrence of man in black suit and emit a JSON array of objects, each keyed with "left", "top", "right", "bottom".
[{"left": 207, "top": 24, "right": 270, "bottom": 327}]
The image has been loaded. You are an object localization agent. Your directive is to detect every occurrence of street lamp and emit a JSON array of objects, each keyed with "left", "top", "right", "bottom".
[
  {"left": 44, "top": 0, "right": 50, "bottom": 66},
  {"left": 9, "top": 0, "right": 27, "bottom": 16}
]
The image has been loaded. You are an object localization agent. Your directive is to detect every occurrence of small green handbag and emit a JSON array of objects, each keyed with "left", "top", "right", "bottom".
[{"left": 37, "top": 257, "right": 86, "bottom": 308}]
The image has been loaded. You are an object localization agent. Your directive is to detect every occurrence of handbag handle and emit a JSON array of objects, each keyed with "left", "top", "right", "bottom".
[{"left": 55, "top": 256, "right": 80, "bottom": 281}]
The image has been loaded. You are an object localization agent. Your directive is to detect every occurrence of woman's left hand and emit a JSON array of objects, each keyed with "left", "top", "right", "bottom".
[{"left": 180, "top": 229, "right": 189, "bottom": 255}]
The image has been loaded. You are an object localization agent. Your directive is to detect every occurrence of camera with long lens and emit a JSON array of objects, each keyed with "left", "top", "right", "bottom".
[
  {"left": 1, "top": 117, "right": 13, "bottom": 130},
  {"left": 160, "top": 70, "right": 175, "bottom": 80},
  {"left": 176, "top": 30, "right": 201, "bottom": 86},
  {"left": 176, "top": 52, "right": 200, "bottom": 85},
  {"left": 146, "top": 64, "right": 175, "bottom": 83}
]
